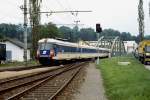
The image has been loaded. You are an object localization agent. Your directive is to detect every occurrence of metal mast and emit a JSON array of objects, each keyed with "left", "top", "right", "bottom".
[
  {"left": 149, "top": 2, "right": 150, "bottom": 20},
  {"left": 138, "top": 0, "right": 144, "bottom": 42},
  {"left": 23, "top": 0, "right": 28, "bottom": 66}
]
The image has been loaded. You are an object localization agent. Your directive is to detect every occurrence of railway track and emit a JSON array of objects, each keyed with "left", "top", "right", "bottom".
[
  {"left": 0, "top": 65, "right": 42, "bottom": 72},
  {"left": 0, "top": 62, "right": 87, "bottom": 100}
]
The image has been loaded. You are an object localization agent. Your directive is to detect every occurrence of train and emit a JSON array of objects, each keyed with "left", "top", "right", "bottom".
[
  {"left": 36, "top": 38, "right": 110, "bottom": 65},
  {"left": 0, "top": 43, "right": 6, "bottom": 64}
]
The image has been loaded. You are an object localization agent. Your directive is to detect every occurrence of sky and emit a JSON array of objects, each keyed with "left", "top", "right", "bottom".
[{"left": 0, "top": 0, "right": 150, "bottom": 36}]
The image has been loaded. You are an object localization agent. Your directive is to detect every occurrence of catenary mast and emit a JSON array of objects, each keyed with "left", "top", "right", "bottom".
[{"left": 138, "top": 0, "right": 145, "bottom": 42}]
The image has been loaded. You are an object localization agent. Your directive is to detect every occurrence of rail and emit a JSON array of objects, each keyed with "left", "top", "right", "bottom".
[{"left": 0, "top": 62, "right": 87, "bottom": 100}]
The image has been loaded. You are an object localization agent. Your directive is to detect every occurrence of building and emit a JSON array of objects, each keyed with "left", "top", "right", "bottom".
[
  {"left": 123, "top": 41, "right": 137, "bottom": 54},
  {"left": 2, "top": 38, "right": 31, "bottom": 62}
]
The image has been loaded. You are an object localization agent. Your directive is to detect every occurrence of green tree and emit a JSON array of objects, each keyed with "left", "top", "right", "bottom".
[
  {"left": 39, "top": 23, "right": 61, "bottom": 39},
  {"left": 0, "top": 23, "right": 23, "bottom": 41},
  {"left": 101, "top": 29, "right": 121, "bottom": 37},
  {"left": 72, "top": 26, "right": 80, "bottom": 42},
  {"left": 80, "top": 28, "right": 97, "bottom": 41},
  {"left": 0, "top": 34, "right": 4, "bottom": 39},
  {"left": 59, "top": 26, "right": 72, "bottom": 41},
  {"left": 121, "top": 32, "right": 132, "bottom": 41}
]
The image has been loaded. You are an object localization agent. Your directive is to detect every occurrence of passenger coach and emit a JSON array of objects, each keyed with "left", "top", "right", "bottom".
[{"left": 36, "top": 38, "right": 109, "bottom": 65}]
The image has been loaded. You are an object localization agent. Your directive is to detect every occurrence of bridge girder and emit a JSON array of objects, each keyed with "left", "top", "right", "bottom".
[{"left": 96, "top": 36, "right": 126, "bottom": 57}]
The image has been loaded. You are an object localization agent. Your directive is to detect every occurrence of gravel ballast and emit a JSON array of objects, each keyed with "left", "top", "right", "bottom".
[{"left": 54, "top": 62, "right": 107, "bottom": 100}]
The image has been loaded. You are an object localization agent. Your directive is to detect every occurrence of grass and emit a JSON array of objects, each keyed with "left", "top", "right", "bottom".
[{"left": 98, "top": 55, "right": 150, "bottom": 100}]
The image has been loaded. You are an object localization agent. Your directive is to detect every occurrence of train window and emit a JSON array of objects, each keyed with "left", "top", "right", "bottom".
[
  {"left": 45, "top": 43, "right": 53, "bottom": 49},
  {"left": 145, "top": 46, "right": 150, "bottom": 52},
  {"left": 64, "top": 46, "right": 67, "bottom": 52},
  {"left": 70, "top": 47, "right": 72, "bottom": 52},
  {"left": 39, "top": 43, "right": 53, "bottom": 50},
  {"left": 76, "top": 47, "right": 79, "bottom": 52},
  {"left": 38, "top": 43, "right": 45, "bottom": 50},
  {"left": 67, "top": 46, "right": 69, "bottom": 52},
  {"left": 74, "top": 47, "right": 77, "bottom": 52},
  {"left": 58, "top": 45, "right": 62, "bottom": 52},
  {"left": 71, "top": 47, "right": 74, "bottom": 52}
]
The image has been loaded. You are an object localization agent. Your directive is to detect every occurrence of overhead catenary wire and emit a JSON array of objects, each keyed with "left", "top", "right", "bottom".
[
  {"left": 41, "top": 0, "right": 74, "bottom": 25},
  {"left": 53, "top": 0, "right": 92, "bottom": 29},
  {"left": 45, "top": 0, "right": 82, "bottom": 26},
  {"left": 53, "top": 0, "right": 78, "bottom": 24}
]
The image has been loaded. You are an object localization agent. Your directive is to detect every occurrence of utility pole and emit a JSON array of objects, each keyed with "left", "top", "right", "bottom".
[
  {"left": 74, "top": 20, "right": 80, "bottom": 42},
  {"left": 23, "top": 0, "right": 28, "bottom": 66},
  {"left": 74, "top": 20, "right": 80, "bottom": 27},
  {"left": 138, "top": 0, "right": 144, "bottom": 42}
]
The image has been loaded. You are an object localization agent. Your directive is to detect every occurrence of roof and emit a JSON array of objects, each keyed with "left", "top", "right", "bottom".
[{"left": 0, "top": 38, "right": 31, "bottom": 49}]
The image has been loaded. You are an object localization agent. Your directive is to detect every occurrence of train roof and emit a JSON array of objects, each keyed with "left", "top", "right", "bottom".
[
  {"left": 38, "top": 38, "right": 110, "bottom": 51},
  {"left": 38, "top": 38, "right": 77, "bottom": 47}
]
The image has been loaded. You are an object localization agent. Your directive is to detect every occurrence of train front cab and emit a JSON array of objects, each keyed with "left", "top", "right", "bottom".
[
  {"left": 143, "top": 46, "right": 150, "bottom": 64},
  {"left": 37, "top": 43, "right": 56, "bottom": 65}
]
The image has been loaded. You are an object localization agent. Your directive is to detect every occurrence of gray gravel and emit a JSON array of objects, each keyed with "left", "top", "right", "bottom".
[
  {"left": 55, "top": 62, "right": 107, "bottom": 100},
  {"left": 73, "top": 63, "right": 107, "bottom": 100}
]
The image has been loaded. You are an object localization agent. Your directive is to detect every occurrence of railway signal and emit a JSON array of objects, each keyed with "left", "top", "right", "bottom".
[
  {"left": 96, "top": 23, "right": 103, "bottom": 64},
  {"left": 96, "top": 23, "right": 102, "bottom": 33}
]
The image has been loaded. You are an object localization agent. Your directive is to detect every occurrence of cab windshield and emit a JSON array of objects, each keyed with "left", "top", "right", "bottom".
[
  {"left": 145, "top": 46, "right": 150, "bottom": 52},
  {"left": 39, "top": 43, "right": 53, "bottom": 50}
]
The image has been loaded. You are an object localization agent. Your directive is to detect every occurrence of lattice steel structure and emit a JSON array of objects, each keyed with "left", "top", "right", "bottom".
[
  {"left": 138, "top": 0, "right": 144, "bottom": 42},
  {"left": 88, "top": 36, "right": 126, "bottom": 57}
]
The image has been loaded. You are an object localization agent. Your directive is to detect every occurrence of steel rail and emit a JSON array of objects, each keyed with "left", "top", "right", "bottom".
[
  {"left": 0, "top": 64, "right": 74, "bottom": 93},
  {"left": 6, "top": 62, "right": 86, "bottom": 100},
  {"left": 0, "top": 64, "right": 72, "bottom": 84},
  {"left": 0, "top": 65, "right": 42, "bottom": 72},
  {"left": 49, "top": 65, "right": 82, "bottom": 100}
]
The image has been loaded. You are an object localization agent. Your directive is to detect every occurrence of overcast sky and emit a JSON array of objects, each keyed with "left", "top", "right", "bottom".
[{"left": 0, "top": 0, "right": 150, "bottom": 36}]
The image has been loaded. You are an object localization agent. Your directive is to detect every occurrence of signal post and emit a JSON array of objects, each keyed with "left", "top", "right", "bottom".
[{"left": 96, "top": 23, "right": 102, "bottom": 64}]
